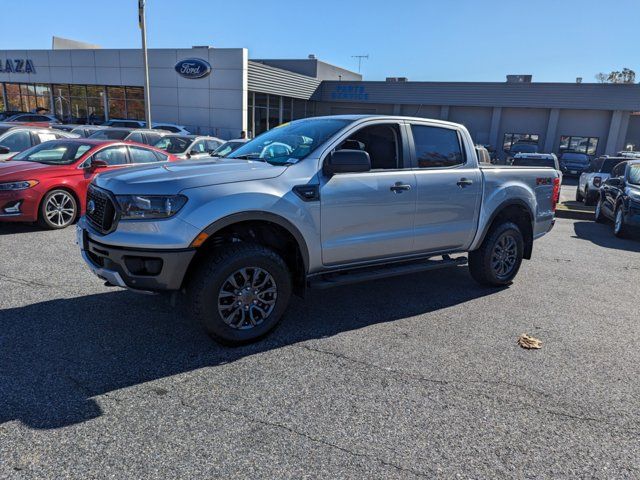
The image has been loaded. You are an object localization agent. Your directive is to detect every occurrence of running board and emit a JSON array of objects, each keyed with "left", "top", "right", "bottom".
[{"left": 308, "top": 255, "right": 467, "bottom": 290}]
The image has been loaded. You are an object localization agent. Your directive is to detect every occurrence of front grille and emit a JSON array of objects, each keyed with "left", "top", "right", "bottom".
[{"left": 86, "top": 185, "right": 117, "bottom": 234}]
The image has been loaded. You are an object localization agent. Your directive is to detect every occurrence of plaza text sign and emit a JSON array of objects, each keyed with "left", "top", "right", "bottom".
[
  {"left": 0, "top": 59, "right": 36, "bottom": 74},
  {"left": 174, "top": 58, "right": 211, "bottom": 79}
]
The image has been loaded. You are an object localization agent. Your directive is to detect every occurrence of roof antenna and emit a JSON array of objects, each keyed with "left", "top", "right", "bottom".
[{"left": 351, "top": 54, "right": 369, "bottom": 73}]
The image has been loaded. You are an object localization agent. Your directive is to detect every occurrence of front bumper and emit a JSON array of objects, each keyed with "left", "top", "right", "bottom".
[
  {"left": 77, "top": 221, "right": 196, "bottom": 292},
  {"left": 0, "top": 189, "right": 40, "bottom": 222}
]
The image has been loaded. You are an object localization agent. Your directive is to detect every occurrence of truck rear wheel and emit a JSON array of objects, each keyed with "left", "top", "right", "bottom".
[
  {"left": 468, "top": 222, "right": 524, "bottom": 287},
  {"left": 189, "top": 243, "right": 292, "bottom": 346}
]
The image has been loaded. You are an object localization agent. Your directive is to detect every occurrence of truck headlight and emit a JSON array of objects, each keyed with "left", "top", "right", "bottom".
[
  {"left": 116, "top": 194, "right": 187, "bottom": 220},
  {"left": 0, "top": 180, "right": 39, "bottom": 191}
]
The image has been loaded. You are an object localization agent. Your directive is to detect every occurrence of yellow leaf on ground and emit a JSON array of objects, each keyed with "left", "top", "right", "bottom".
[{"left": 518, "top": 334, "right": 542, "bottom": 349}]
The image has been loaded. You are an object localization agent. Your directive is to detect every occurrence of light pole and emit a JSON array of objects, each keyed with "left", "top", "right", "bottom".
[{"left": 139, "top": 0, "right": 152, "bottom": 128}]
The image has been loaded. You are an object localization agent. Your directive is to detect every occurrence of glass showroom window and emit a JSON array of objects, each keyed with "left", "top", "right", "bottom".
[
  {"left": 107, "top": 86, "right": 144, "bottom": 120},
  {"left": 559, "top": 135, "right": 599, "bottom": 155},
  {"left": 3, "top": 83, "right": 51, "bottom": 113},
  {"left": 86, "top": 85, "right": 105, "bottom": 123},
  {"left": 53, "top": 84, "right": 71, "bottom": 120},
  {"left": 503, "top": 133, "right": 540, "bottom": 152},
  {"left": 5, "top": 83, "right": 21, "bottom": 110},
  {"left": 125, "top": 87, "right": 145, "bottom": 120}
]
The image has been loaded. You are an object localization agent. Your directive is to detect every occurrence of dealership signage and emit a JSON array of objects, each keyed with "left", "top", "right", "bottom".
[
  {"left": 174, "top": 58, "right": 211, "bottom": 79},
  {"left": 331, "top": 85, "right": 369, "bottom": 101},
  {"left": 0, "top": 59, "right": 35, "bottom": 74}
]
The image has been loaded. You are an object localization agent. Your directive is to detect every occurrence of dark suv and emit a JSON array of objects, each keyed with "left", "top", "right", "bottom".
[
  {"left": 595, "top": 160, "right": 640, "bottom": 238},
  {"left": 559, "top": 152, "right": 590, "bottom": 177}
]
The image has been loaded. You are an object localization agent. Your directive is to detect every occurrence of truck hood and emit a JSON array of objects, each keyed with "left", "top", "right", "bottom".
[
  {"left": 0, "top": 160, "right": 70, "bottom": 180},
  {"left": 94, "top": 158, "right": 287, "bottom": 194}
]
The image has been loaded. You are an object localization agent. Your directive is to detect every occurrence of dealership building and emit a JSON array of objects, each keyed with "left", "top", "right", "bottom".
[{"left": 1, "top": 43, "right": 640, "bottom": 159}]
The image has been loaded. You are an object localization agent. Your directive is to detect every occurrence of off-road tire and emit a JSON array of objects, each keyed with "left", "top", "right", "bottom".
[
  {"left": 468, "top": 222, "right": 524, "bottom": 287},
  {"left": 189, "top": 243, "right": 292, "bottom": 346}
]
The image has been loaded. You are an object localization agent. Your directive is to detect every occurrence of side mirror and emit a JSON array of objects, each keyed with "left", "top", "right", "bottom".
[
  {"left": 324, "top": 149, "right": 371, "bottom": 175},
  {"left": 0, "top": 145, "right": 10, "bottom": 155},
  {"left": 185, "top": 152, "right": 192, "bottom": 159},
  {"left": 89, "top": 158, "right": 108, "bottom": 169}
]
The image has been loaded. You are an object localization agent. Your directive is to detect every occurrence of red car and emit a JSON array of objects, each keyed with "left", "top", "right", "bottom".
[{"left": 0, "top": 139, "right": 176, "bottom": 229}]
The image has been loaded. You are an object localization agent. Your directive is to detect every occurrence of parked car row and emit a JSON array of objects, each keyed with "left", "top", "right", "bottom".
[
  {"left": 594, "top": 160, "right": 640, "bottom": 238},
  {"left": 0, "top": 139, "right": 177, "bottom": 229}
]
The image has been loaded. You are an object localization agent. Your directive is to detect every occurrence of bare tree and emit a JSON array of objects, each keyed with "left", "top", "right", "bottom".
[{"left": 595, "top": 73, "right": 608, "bottom": 83}]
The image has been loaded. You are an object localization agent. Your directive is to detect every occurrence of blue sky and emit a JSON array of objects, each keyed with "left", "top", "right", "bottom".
[{"left": 1, "top": 0, "right": 637, "bottom": 82}]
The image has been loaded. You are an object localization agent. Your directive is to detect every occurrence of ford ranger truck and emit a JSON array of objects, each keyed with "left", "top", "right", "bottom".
[{"left": 77, "top": 115, "right": 560, "bottom": 345}]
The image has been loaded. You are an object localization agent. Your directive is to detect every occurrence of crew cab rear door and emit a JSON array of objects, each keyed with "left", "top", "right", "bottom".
[
  {"left": 320, "top": 120, "right": 416, "bottom": 266},
  {"left": 408, "top": 122, "right": 482, "bottom": 252}
]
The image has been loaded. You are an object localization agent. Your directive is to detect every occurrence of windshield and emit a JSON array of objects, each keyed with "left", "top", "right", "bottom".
[
  {"left": 512, "top": 158, "right": 556, "bottom": 168},
  {"left": 154, "top": 136, "right": 191, "bottom": 153},
  {"left": 228, "top": 118, "right": 352, "bottom": 165},
  {"left": 11, "top": 141, "right": 93, "bottom": 165},
  {"left": 213, "top": 141, "right": 244, "bottom": 158},
  {"left": 629, "top": 164, "right": 640, "bottom": 185},
  {"left": 88, "top": 129, "right": 130, "bottom": 140}
]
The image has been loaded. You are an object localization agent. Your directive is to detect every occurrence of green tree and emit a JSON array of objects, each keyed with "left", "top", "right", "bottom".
[{"left": 596, "top": 68, "right": 636, "bottom": 84}]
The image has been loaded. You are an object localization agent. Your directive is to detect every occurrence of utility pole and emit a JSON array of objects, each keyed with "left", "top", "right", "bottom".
[
  {"left": 351, "top": 54, "right": 369, "bottom": 73},
  {"left": 139, "top": 0, "right": 152, "bottom": 127}
]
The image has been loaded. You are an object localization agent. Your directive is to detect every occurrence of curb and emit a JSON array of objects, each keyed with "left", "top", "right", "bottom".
[{"left": 555, "top": 202, "right": 595, "bottom": 221}]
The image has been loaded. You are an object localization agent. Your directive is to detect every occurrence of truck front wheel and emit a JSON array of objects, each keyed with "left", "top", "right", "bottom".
[
  {"left": 468, "top": 222, "right": 524, "bottom": 287},
  {"left": 189, "top": 243, "right": 292, "bottom": 346}
]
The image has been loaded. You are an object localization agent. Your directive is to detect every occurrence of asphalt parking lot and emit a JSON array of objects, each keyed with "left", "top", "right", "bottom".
[{"left": 1, "top": 216, "right": 639, "bottom": 478}]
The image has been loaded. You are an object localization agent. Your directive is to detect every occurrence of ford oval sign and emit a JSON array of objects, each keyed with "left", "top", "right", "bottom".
[{"left": 175, "top": 58, "right": 211, "bottom": 79}]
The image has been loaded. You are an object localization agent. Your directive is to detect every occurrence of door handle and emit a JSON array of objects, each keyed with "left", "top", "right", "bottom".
[
  {"left": 390, "top": 182, "right": 412, "bottom": 193},
  {"left": 457, "top": 178, "right": 474, "bottom": 187}
]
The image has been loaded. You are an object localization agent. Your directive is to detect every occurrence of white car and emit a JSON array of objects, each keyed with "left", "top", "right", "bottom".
[
  {"left": 152, "top": 123, "right": 191, "bottom": 135},
  {"left": 0, "top": 124, "right": 72, "bottom": 161},
  {"left": 211, "top": 139, "right": 249, "bottom": 158},
  {"left": 577, "top": 156, "right": 625, "bottom": 205},
  {"left": 154, "top": 135, "right": 224, "bottom": 160},
  {"left": 102, "top": 119, "right": 191, "bottom": 135},
  {"left": 5, "top": 113, "right": 61, "bottom": 124}
]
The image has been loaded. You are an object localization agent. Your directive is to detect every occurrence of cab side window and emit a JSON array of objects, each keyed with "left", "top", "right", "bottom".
[
  {"left": 411, "top": 125, "right": 465, "bottom": 168},
  {"left": 128, "top": 146, "right": 161, "bottom": 164},
  {"left": 191, "top": 141, "right": 207, "bottom": 153},
  {"left": 93, "top": 146, "right": 129, "bottom": 166},
  {"left": 127, "top": 132, "right": 144, "bottom": 143},
  {"left": 144, "top": 133, "right": 162, "bottom": 145},
  {"left": 338, "top": 124, "right": 402, "bottom": 170},
  {"left": 1, "top": 131, "right": 32, "bottom": 152}
]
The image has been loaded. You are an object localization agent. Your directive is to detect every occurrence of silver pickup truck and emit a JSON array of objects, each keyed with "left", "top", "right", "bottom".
[{"left": 77, "top": 115, "right": 560, "bottom": 345}]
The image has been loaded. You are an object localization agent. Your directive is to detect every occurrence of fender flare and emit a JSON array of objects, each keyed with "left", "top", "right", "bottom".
[
  {"left": 200, "top": 211, "right": 310, "bottom": 272},
  {"left": 474, "top": 198, "right": 535, "bottom": 253}
]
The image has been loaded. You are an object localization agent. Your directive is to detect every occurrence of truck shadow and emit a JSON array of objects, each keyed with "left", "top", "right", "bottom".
[
  {"left": 1, "top": 266, "right": 501, "bottom": 429},
  {"left": 573, "top": 221, "right": 640, "bottom": 251}
]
